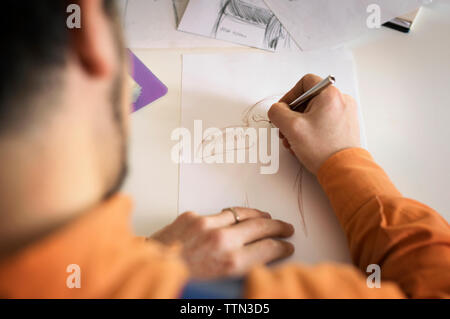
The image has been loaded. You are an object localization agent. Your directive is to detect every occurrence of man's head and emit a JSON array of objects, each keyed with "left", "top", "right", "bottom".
[{"left": 0, "top": 0, "right": 130, "bottom": 252}]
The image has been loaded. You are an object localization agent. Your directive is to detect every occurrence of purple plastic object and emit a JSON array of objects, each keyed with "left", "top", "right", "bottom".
[{"left": 128, "top": 49, "right": 168, "bottom": 112}]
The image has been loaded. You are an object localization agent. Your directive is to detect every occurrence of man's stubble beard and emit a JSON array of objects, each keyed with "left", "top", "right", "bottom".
[
  {"left": 102, "top": 5, "right": 131, "bottom": 201},
  {"left": 102, "top": 59, "right": 129, "bottom": 200}
]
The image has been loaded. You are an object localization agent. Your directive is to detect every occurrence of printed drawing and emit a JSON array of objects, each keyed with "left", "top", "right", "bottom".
[
  {"left": 212, "top": 0, "right": 291, "bottom": 50},
  {"left": 172, "top": 0, "right": 190, "bottom": 26}
]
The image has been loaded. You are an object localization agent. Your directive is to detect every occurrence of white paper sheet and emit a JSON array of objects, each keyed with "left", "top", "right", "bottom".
[
  {"left": 179, "top": 50, "right": 365, "bottom": 264},
  {"left": 264, "top": 0, "right": 427, "bottom": 51},
  {"left": 178, "top": 0, "right": 297, "bottom": 51},
  {"left": 123, "top": 0, "right": 240, "bottom": 49}
]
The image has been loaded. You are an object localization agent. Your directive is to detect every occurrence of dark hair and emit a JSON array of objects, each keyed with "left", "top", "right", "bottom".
[{"left": 0, "top": 1, "right": 116, "bottom": 134}]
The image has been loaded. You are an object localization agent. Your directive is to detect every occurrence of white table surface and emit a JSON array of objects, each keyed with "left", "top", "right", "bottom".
[{"left": 122, "top": 1, "right": 450, "bottom": 237}]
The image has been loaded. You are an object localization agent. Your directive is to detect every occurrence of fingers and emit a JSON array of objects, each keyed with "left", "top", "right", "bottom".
[
  {"left": 247, "top": 239, "right": 294, "bottom": 263},
  {"left": 176, "top": 210, "right": 296, "bottom": 279},
  {"left": 207, "top": 207, "right": 271, "bottom": 228},
  {"left": 234, "top": 239, "right": 294, "bottom": 273},
  {"left": 280, "top": 74, "right": 323, "bottom": 104},
  {"left": 268, "top": 102, "right": 300, "bottom": 133},
  {"left": 228, "top": 217, "right": 294, "bottom": 245},
  {"left": 268, "top": 73, "right": 324, "bottom": 130}
]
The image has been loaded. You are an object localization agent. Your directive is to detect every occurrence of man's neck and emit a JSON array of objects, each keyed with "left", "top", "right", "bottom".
[{"left": 0, "top": 131, "right": 105, "bottom": 257}]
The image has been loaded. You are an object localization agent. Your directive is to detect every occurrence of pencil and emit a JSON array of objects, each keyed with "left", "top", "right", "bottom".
[{"left": 289, "top": 75, "right": 336, "bottom": 112}]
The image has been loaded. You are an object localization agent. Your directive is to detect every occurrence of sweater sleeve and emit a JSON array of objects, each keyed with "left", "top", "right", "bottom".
[{"left": 245, "top": 148, "right": 450, "bottom": 298}]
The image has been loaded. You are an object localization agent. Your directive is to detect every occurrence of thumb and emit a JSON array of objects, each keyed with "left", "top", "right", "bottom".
[{"left": 268, "top": 102, "right": 300, "bottom": 132}]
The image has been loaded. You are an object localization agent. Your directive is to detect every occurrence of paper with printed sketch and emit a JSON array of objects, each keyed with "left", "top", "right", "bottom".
[
  {"left": 263, "top": 0, "right": 427, "bottom": 51},
  {"left": 178, "top": 50, "right": 366, "bottom": 264},
  {"left": 178, "top": 0, "right": 297, "bottom": 51},
  {"left": 121, "top": 0, "right": 240, "bottom": 49}
]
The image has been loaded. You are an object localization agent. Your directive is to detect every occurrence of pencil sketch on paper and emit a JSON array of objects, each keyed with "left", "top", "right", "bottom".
[
  {"left": 198, "top": 96, "right": 307, "bottom": 235},
  {"left": 212, "top": 0, "right": 291, "bottom": 50},
  {"left": 178, "top": 0, "right": 292, "bottom": 51}
]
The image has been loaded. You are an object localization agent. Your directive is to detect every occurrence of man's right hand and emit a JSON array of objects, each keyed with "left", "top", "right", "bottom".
[{"left": 268, "top": 74, "right": 361, "bottom": 174}]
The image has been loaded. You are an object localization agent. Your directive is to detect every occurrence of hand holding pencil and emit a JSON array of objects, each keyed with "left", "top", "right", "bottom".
[{"left": 268, "top": 74, "right": 361, "bottom": 174}]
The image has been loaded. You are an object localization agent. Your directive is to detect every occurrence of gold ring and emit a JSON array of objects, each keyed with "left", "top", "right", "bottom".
[{"left": 222, "top": 207, "right": 240, "bottom": 224}]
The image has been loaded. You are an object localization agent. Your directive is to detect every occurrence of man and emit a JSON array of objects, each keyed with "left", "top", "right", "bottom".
[{"left": 0, "top": 1, "right": 448, "bottom": 299}]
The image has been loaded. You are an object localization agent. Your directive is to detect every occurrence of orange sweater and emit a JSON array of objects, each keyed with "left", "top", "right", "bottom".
[{"left": 0, "top": 148, "right": 449, "bottom": 298}]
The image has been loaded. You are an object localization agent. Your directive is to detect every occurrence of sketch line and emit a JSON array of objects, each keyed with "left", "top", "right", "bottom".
[{"left": 197, "top": 96, "right": 308, "bottom": 235}]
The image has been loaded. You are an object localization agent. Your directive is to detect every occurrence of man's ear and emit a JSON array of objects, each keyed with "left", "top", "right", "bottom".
[{"left": 70, "top": 0, "right": 117, "bottom": 78}]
